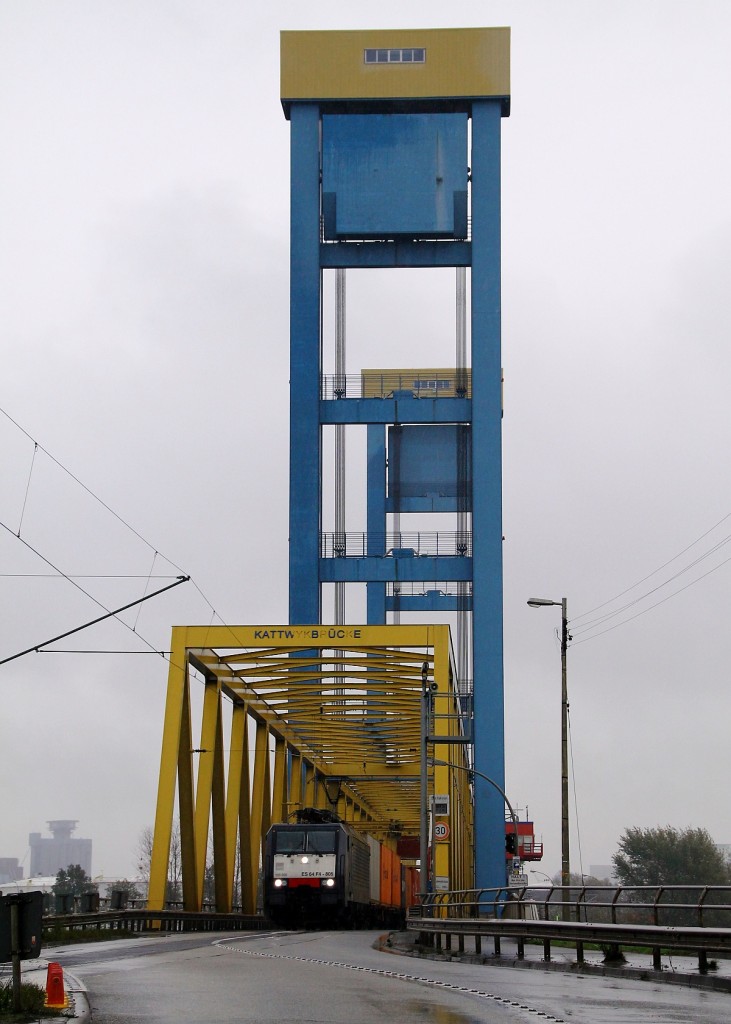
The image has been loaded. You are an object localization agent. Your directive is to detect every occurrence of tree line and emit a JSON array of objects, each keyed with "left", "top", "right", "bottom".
[{"left": 53, "top": 823, "right": 731, "bottom": 902}]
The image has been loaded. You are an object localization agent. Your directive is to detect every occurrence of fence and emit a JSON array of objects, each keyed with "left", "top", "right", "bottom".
[
  {"left": 409, "top": 886, "right": 731, "bottom": 974},
  {"left": 321, "top": 532, "right": 472, "bottom": 559}
]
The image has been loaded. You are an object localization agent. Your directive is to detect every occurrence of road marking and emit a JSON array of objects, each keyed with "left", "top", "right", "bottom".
[{"left": 215, "top": 939, "right": 567, "bottom": 1022}]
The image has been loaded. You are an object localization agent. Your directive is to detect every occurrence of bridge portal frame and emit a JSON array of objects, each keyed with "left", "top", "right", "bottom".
[{"left": 148, "top": 623, "right": 473, "bottom": 914}]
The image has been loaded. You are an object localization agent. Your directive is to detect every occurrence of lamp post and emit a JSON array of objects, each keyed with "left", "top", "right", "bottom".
[
  {"left": 428, "top": 757, "right": 520, "bottom": 881},
  {"left": 527, "top": 596, "right": 570, "bottom": 916}
]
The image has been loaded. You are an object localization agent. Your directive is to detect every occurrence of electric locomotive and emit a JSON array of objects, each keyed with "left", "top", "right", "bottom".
[{"left": 263, "top": 808, "right": 416, "bottom": 928}]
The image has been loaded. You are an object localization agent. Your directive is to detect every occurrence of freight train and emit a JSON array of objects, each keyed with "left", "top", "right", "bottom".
[{"left": 263, "top": 809, "right": 419, "bottom": 928}]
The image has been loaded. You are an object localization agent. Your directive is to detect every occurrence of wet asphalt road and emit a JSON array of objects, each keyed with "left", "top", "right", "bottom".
[{"left": 48, "top": 930, "right": 731, "bottom": 1023}]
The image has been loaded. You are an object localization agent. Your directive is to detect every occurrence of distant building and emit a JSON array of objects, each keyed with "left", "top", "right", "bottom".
[
  {"left": 589, "top": 864, "right": 617, "bottom": 883},
  {"left": 0, "top": 858, "right": 23, "bottom": 884},
  {"left": 29, "top": 820, "right": 92, "bottom": 877}
]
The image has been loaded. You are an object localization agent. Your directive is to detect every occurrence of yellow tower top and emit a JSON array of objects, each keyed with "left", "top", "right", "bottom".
[{"left": 281, "top": 27, "right": 510, "bottom": 117}]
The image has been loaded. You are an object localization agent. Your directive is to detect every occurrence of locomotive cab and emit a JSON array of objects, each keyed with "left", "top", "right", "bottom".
[
  {"left": 263, "top": 808, "right": 413, "bottom": 928},
  {"left": 264, "top": 814, "right": 370, "bottom": 926}
]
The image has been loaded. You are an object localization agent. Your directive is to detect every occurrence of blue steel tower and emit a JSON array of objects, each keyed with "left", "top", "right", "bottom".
[{"left": 281, "top": 28, "right": 510, "bottom": 889}]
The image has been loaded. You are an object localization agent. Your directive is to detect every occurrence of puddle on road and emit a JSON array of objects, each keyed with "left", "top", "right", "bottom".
[{"left": 400, "top": 1000, "right": 486, "bottom": 1024}]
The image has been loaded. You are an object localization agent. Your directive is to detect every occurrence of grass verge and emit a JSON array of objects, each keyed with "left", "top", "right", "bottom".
[{"left": 0, "top": 981, "right": 62, "bottom": 1021}]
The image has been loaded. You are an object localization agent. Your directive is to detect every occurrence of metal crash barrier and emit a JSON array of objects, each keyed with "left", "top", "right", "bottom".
[
  {"left": 42, "top": 908, "right": 265, "bottom": 938},
  {"left": 409, "top": 885, "right": 731, "bottom": 974}
]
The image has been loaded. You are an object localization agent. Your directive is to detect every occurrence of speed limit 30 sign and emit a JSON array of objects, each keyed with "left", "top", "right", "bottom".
[{"left": 434, "top": 822, "right": 450, "bottom": 841}]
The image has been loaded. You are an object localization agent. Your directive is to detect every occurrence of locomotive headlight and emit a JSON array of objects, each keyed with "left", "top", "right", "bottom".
[
  {"left": 273, "top": 878, "right": 287, "bottom": 888},
  {"left": 321, "top": 877, "right": 335, "bottom": 888},
  {"left": 301, "top": 856, "right": 309, "bottom": 864}
]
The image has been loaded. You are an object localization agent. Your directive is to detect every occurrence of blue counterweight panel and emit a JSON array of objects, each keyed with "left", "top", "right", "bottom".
[
  {"left": 387, "top": 424, "right": 471, "bottom": 503},
  {"left": 322, "top": 113, "right": 468, "bottom": 239}
]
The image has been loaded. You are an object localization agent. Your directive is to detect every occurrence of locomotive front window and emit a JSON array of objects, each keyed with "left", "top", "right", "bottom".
[
  {"left": 274, "top": 830, "right": 306, "bottom": 853},
  {"left": 306, "top": 831, "right": 337, "bottom": 854}
]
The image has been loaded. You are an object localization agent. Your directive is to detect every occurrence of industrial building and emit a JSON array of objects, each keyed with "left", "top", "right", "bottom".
[{"left": 28, "top": 820, "right": 92, "bottom": 878}]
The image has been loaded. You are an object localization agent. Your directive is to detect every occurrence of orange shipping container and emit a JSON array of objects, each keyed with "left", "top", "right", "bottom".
[
  {"left": 379, "top": 846, "right": 392, "bottom": 906},
  {"left": 391, "top": 852, "right": 401, "bottom": 908}
]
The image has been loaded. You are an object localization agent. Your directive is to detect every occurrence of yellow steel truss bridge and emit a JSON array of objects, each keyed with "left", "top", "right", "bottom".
[{"left": 148, "top": 624, "right": 474, "bottom": 913}]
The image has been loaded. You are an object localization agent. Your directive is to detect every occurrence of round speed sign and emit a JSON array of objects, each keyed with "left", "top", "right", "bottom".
[{"left": 434, "top": 822, "right": 450, "bottom": 841}]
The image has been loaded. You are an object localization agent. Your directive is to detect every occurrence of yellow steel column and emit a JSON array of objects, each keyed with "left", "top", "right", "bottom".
[
  {"left": 289, "top": 752, "right": 303, "bottom": 817},
  {"left": 248, "top": 719, "right": 270, "bottom": 910},
  {"left": 238, "top": 713, "right": 255, "bottom": 914},
  {"left": 149, "top": 631, "right": 189, "bottom": 911},
  {"left": 260, "top": 735, "right": 273, "bottom": 844},
  {"left": 304, "top": 762, "right": 315, "bottom": 807},
  {"left": 271, "top": 736, "right": 287, "bottom": 825},
  {"left": 314, "top": 772, "right": 326, "bottom": 809},
  {"left": 178, "top": 675, "right": 197, "bottom": 909},
  {"left": 224, "top": 701, "right": 247, "bottom": 910},
  {"left": 211, "top": 697, "right": 229, "bottom": 911},
  {"left": 193, "top": 678, "right": 221, "bottom": 910}
]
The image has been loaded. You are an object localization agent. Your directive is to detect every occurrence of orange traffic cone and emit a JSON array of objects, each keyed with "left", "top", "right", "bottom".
[{"left": 45, "top": 962, "right": 66, "bottom": 1008}]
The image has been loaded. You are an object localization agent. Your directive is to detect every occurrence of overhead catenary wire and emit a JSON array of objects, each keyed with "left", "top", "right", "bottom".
[
  {"left": 17, "top": 441, "right": 38, "bottom": 537},
  {"left": 37, "top": 650, "right": 172, "bottom": 654},
  {"left": 0, "top": 407, "right": 248, "bottom": 671},
  {"left": 1, "top": 404, "right": 159, "bottom": 553},
  {"left": 0, "top": 573, "right": 181, "bottom": 579},
  {"left": 0, "top": 575, "right": 189, "bottom": 666},
  {"left": 132, "top": 550, "right": 158, "bottom": 632}
]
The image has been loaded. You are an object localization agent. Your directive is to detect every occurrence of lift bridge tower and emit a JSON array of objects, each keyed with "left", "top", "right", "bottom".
[{"left": 282, "top": 28, "right": 510, "bottom": 888}]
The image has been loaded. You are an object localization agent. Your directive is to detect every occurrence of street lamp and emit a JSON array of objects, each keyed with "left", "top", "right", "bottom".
[
  {"left": 527, "top": 596, "right": 570, "bottom": 914},
  {"left": 530, "top": 869, "right": 553, "bottom": 885},
  {"left": 428, "top": 757, "right": 520, "bottom": 882}
]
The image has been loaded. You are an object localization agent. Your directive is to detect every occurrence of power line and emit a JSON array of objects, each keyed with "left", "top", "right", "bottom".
[
  {"left": 571, "top": 531, "right": 731, "bottom": 636},
  {"left": 572, "top": 551, "right": 731, "bottom": 645},
  {"left": 571, "top": 510, "right": 731, "bottom": 624}
]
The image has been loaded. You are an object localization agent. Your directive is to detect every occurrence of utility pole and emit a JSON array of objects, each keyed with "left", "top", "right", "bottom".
[
  {"left": 560, "top": 597, "right": 570, "bottom": 912},
  {"left": 528, "top": 596, "right": 571, "bottom": 920}
]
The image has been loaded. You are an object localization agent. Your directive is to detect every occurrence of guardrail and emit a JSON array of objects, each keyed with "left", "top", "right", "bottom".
[
  {"left": 42, "top": 908, "right": 265, "bottom": 938},
  {"left": 320, "top": 372, "right": 472, "bottom": 400},
  {"left": 321, "top": 531, "right": 472, "bottom": 558},
  {"left": 408, "top": 886, "right": 731, "bottom": 974}
]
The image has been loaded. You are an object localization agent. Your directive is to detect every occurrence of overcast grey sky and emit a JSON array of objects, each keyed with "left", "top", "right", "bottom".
[{"left": 2, "top": 1, "right": 730, "bottom": 882}]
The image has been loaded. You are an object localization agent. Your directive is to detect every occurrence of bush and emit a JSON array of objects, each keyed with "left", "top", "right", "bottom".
[{"left": 0, "top": 979, "right": 60, "bottom": 1017}]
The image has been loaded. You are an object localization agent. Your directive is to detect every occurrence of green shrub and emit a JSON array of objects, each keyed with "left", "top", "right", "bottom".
[{"left": 0, "top": 979, "right": 59, "bottom": 1016}]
